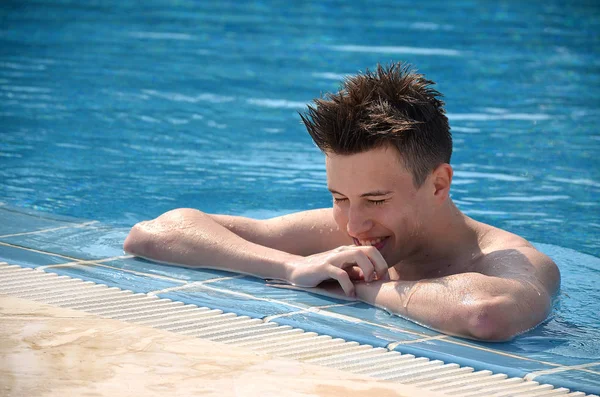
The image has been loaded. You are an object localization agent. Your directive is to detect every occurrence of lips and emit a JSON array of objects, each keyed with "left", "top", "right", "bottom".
[{"left": 353, "top": 236, "right": 389, "bottom": 250}]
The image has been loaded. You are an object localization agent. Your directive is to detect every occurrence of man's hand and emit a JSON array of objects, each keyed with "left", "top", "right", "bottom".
[{"left": 286, "top": 245, "right": 389, "bottom": 297}]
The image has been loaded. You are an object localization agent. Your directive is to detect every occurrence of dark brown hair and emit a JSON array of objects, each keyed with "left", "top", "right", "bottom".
[{"left": 300, "top": 62, "right": 452, "bottom": 187}]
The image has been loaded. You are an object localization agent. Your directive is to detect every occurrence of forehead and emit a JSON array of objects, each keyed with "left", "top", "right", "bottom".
[{"left": 325, "top": 146, "right": 413, "bottom": 191}]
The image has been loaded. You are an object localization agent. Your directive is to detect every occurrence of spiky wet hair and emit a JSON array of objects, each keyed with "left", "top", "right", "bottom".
[{"left": 300, "top": 62, "right": 452, "bottom": 187}]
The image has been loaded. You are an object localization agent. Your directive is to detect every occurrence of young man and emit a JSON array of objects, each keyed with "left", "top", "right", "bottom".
[{"left": 124, "top": 63, "right": 560, "bottom": 341}]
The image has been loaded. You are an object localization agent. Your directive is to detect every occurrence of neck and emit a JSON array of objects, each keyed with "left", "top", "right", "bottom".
[{"left": 398, "top": 200, "right": 482, "bottom": 274}]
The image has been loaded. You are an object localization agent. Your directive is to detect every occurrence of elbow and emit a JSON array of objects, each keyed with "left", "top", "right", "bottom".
[
  {"left": 123, "top": 221, "right": 154, "bottom": 258},
  {"left": 123, "top": 208, "right": 200, "bottom": 260},
  {"left": 465, "top": 297, "right": 521, "bottom": 342}
]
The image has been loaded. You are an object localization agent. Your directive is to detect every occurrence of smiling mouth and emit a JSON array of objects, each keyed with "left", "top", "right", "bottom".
[{"left": 353, "top": 236, "right": 389, "bottom": 250}]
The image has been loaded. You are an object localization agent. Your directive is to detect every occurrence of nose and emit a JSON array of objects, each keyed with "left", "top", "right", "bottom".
[{"left": 345, "top": 205, "right": 373, "bottom": 237}]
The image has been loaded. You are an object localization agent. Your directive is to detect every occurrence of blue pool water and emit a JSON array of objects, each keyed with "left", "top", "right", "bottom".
[{"left": 1, "top": 0, "right": 599, "bottom": 393}]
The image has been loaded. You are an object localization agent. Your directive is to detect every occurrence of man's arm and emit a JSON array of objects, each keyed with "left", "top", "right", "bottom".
[
  {"left": 123, "top": 208, "right": 300, "bottom": 281},
  {"left": 209, "top": 209, "right": 352, "bottom": 256},
  {"left": 354, "top": 247, "right": 560, "bottom": 341},
  {"left": 123, "top": 208, "right": 387, "bottom": 295}
]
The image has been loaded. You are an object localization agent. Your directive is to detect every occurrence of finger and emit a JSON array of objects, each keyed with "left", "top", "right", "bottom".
[
  {"left": 326, "top": 266, "right": 355, "bottom": 297},
  {"left": 354, "top": 246, "right": 389, "bottom": 280},
  {"left": 331, "top": 245, "right": 388, "bottom": 279},
  {"left": 343, "top": 251, "right": 377, "bottom": 282},
  {"left": 345, "top": 266, "right": 364, "bottom": 281}
]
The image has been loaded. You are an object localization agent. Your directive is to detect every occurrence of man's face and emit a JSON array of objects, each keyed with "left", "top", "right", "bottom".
[{"left": 326, "top": 145, "right": 433, "bottom": 267}]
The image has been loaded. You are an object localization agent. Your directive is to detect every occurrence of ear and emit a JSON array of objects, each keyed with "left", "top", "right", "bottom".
[{"left": 431, "top": 163, "right": 453, "bottom": 201}]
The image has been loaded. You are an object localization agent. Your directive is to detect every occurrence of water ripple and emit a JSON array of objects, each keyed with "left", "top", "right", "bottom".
[
  {"left": 448, "top": 113, "right": 552, "bottom": 121},
  {"left": 246, "top": 98, "right": 308, "bottom": 109},
  {"left": 328, "top": 45, "right": 461, "bottom": 57},
  {"left": 547, "top": 177, "right": 600, "bottom": 189},
  {"left": 141, "top": 89, "right": 235, "bottom": 104},
  {"left": 0, "top": 85, "right": 51, "bottom": 93},
  {"left": 0, "top": 62, "right": 47, "bottom": 71},
  {"left": 54, "top": 143, "right": 89, "bottom": 150},
  {"left": 454, "top": 171, "right": 528, "bottom": 182},
  {"left": 452, "top": 126, "right": 481, "bottom": 133},
  {"left": 409, "top": 22, "right": 454, "bottom": 31},
  {"left": 312, "top": 72, "right": 350, "bottom": 80},
  {"left": 488, "top": 195, "right": 571, "bottom": 202},
  {"left": 127, "top": 31, "right": 196, "bottom": 41}
]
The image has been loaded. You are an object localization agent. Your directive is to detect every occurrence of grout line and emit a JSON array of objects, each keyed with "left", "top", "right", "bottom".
[
  {"left": 195, "top": 275, "right": 246, "bottom": 284},
  {"left": 524, "top": 362, "right": 600, "bottom": 381},
  {"left": 38, "top": 255, "right": 134, "bottom": 270},
  {"left": 147, "top": 275, "right": 245, "bottom": 296},
  {"left": 176, "top": 282, "right": 310, "bottom": 312},
  {"left": 0, "top": 221, "right": 99, "bottom": 239},
  {"left": 148, "top": 282, "right": 204, "bottom": 296},
  {"left": 308, "top": 302, "right": 359, "bottom": 310},
  {"left": 64, "top": 260, "right": 186, "bottom": 284},
  {"left": 0, "top": 206, "right": 94, "bottom": 224},
  {"left": 263, "top": 311, "right": 305, "bottom": 322},
  {"left": 36, "top": 255, "right": 132, "bottom": 271},
  {"left": 305, "top": 306, "right": 366, "bottom": 323},
  {"left": 0, "top": 241, "right": 81, "bottom": 261},
  {"left": 328, "top": 313, "right": 443, "bottom": 339},
  {"left": 263, "top": 302, "right": 359, "bottom": 323},
  {"left": 582, "top": 368, "right": 600, "bottom": 375},
  {"left": 386, "top": 335, "right": 449, "bottom": 350}
]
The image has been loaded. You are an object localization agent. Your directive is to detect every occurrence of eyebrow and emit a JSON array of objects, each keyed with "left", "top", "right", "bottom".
[{"left": 328, "top": 189, "right": 394, "bottom": 197}]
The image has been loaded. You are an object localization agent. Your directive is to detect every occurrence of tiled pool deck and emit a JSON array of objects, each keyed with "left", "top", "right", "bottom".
[{"left": 1, "top": 204, "right": 598, "bottom": 395}]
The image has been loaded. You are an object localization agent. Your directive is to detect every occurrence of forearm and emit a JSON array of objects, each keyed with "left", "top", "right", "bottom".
[
  {"left": 123, "top": 209, "right": 300, "bottom": 281},
  {"left": 355, "top": 274, "right": 547, "bottom": 341}
]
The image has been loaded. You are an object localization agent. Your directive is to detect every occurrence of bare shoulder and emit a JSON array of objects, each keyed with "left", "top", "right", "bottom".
[
  {"left": 214, "top": 208, "right": 351, "bottom": 256},
  {"left": 475, "top": 226, "right": 561, "bottom": 296}
]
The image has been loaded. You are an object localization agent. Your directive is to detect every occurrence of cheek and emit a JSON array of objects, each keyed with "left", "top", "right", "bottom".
[
  {"left": 384, "top": 209, "right": 412, "bottom": 235},
  {"left": 332, "top": 206, "right": 347, "bottom": 228}
]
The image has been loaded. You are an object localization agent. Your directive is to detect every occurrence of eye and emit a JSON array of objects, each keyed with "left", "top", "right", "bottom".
[
  {"left": 368, "top": 199, "right": 387, "bottom": 206},
  {"left": 333, "top": 197, "right": 348, "bottom": 204}
]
